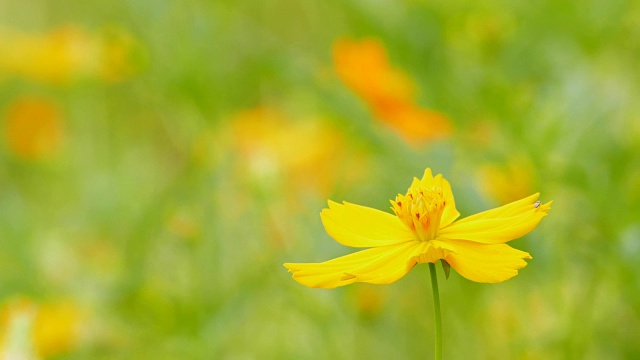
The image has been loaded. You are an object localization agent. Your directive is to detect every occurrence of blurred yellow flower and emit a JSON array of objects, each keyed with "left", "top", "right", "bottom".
[
  {"left": 352, "top": 286, "right": 386, "bottom": 318},
  {"left": 333, "top": 38, "right": 451, "bottom": 145},
  {"left": 228, "top": 107, "right": 364, "bottom": 194},
  {"left": 0, "top": 298, "right": 82, "bottom": 358},
  {"left": 285, "top": 168, "right": 551, "bottom": 288},
  {"left": 0, "top": 26, "right": 136, "bottom": 84},
  {"left": 478, "top": 158, "right": 535, "bottom": 204},
  {"left": 3, "top": 97, "right": 65, "bottom": 160},
  {"left": 99, "top": 27, "right": 138, "bottom": 83}
]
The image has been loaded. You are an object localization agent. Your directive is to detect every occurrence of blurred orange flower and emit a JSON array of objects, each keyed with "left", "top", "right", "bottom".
[
  {"left": 0, "top": 298, "right": 83, "bottom": 358},
  {"left": 333, "top": 38, "right": 415, "bottom": 112},
  {"left": 333, "top": 38, "right": 451, "bottom": 145},
  {"left": 379, "top": 106, "right": 453, "bottom": 145},
  {"left": 0, "top": 25, "right": 136, "bottom": 84},
  {"left": 3, "top": 97, "right": 65, "bottom": 160}
]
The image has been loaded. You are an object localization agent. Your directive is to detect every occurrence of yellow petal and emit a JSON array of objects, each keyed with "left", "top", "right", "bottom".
[
  {"left": 452, "top": 193, "right": 540, "bottom": 222},
  {"left": 437, "top": 174, "right": 460, "bottom": 227},
  {"left": 284, "top": 242, "right": 421, "bottom": 289},
  {"left": 406, "top": 239, "right": 456, "bottom": 265},
  {"left": 417, "top": 168, "right": 460, "bottom": 227},
  {"left": 321, "top": 201, "right": 414, "bottom": 248},
  {"left": 438, "top": 194, "right": 551, "bottom": 244},
  {"left": 443, "top": 239, "right": 532, "bottom": 283}
]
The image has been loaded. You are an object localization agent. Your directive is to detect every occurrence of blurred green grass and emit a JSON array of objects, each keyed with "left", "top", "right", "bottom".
[{"left": 0, "top": 0, "right": 639, "bottom": 359}]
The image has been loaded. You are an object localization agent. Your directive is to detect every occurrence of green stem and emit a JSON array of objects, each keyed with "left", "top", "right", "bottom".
[{"left": 428, "top": 262, "right": 442, "bottom": 360}]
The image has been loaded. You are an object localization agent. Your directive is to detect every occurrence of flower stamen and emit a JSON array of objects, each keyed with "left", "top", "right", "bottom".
[{"left": 392, "top": 184, "right": 446, "bottom": 241}]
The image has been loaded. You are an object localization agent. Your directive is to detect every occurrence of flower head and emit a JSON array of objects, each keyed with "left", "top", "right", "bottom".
[
  {"left": 333, "top": 38, "right": 415, "bottom": 111},
  {"left": 333, "top": 38, "right": 451, "bottom": 145},
  {"left": 284, "top": 168, "right": 551, "bottom": 288}
]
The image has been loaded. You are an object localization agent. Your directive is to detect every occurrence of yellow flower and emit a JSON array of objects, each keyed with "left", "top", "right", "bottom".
[
  {"left": 478, "top": 157, "right": 535, "bottom": 204},
  {"left": 284, "top": 168, "right": 551, "bottom": 288},
  {"left": 0, "top": 25, "right": 136, "bottom": 84},
  {"left": 0, "top": 297, "right": 82, "bottom": 358},
  {"left": 227, "top": 107, "right": 366, "bottom": 194}
]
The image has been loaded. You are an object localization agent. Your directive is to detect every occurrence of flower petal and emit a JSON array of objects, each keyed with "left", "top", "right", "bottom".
[
  {"left": 321, "top": 201, "right": 414, "bottom": 248},
  {"left": 443, "top": 239, "right": 532, "bottom": 283},
  {"left": 438, "top": 194, "right": 551, "bottom": 244},
  {"left": 406, "top": 239, "right": 456, "bottom": 265},
  {"left": 417, "top": 168, "right": 460, "bottom": 227},
  {"left": 284, "top": 242, "right": 421, "bottom": 289},
  {"left": 437, "top": 174, "right": 460, "bottom": 227}
]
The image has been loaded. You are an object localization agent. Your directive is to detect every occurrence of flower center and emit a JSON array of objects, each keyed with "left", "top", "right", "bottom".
[{"left": 392, "top": 185, "right": 446, "bottom": 241}]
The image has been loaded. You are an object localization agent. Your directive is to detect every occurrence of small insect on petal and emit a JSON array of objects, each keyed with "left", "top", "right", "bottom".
[{"left": 534, "top": 201, "right": 541, "bottom": 208}]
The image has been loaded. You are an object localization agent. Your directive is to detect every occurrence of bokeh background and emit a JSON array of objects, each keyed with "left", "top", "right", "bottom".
[{"left": 1, "top": 0, "right": 639, "bottom": 359}]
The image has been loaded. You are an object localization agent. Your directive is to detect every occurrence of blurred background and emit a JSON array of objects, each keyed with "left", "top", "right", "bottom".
[{"left": 0, "top": 0, "right": 639, "bottom": 359}]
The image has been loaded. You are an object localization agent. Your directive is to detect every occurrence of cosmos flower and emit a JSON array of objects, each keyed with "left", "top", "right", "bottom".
[
  {"left": 284, "top": 168, "right": 551, "bottom": 288},
  {"left": 333, "top": 38, "right": 415, "bottom": 112},
  {"left": 333, "top": 38, "right": 451, "bottom": 145}
]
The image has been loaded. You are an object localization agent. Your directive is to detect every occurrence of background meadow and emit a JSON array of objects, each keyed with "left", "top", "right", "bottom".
[{"left": 1, "top": 0, "right": 639, "bottom": 359}]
